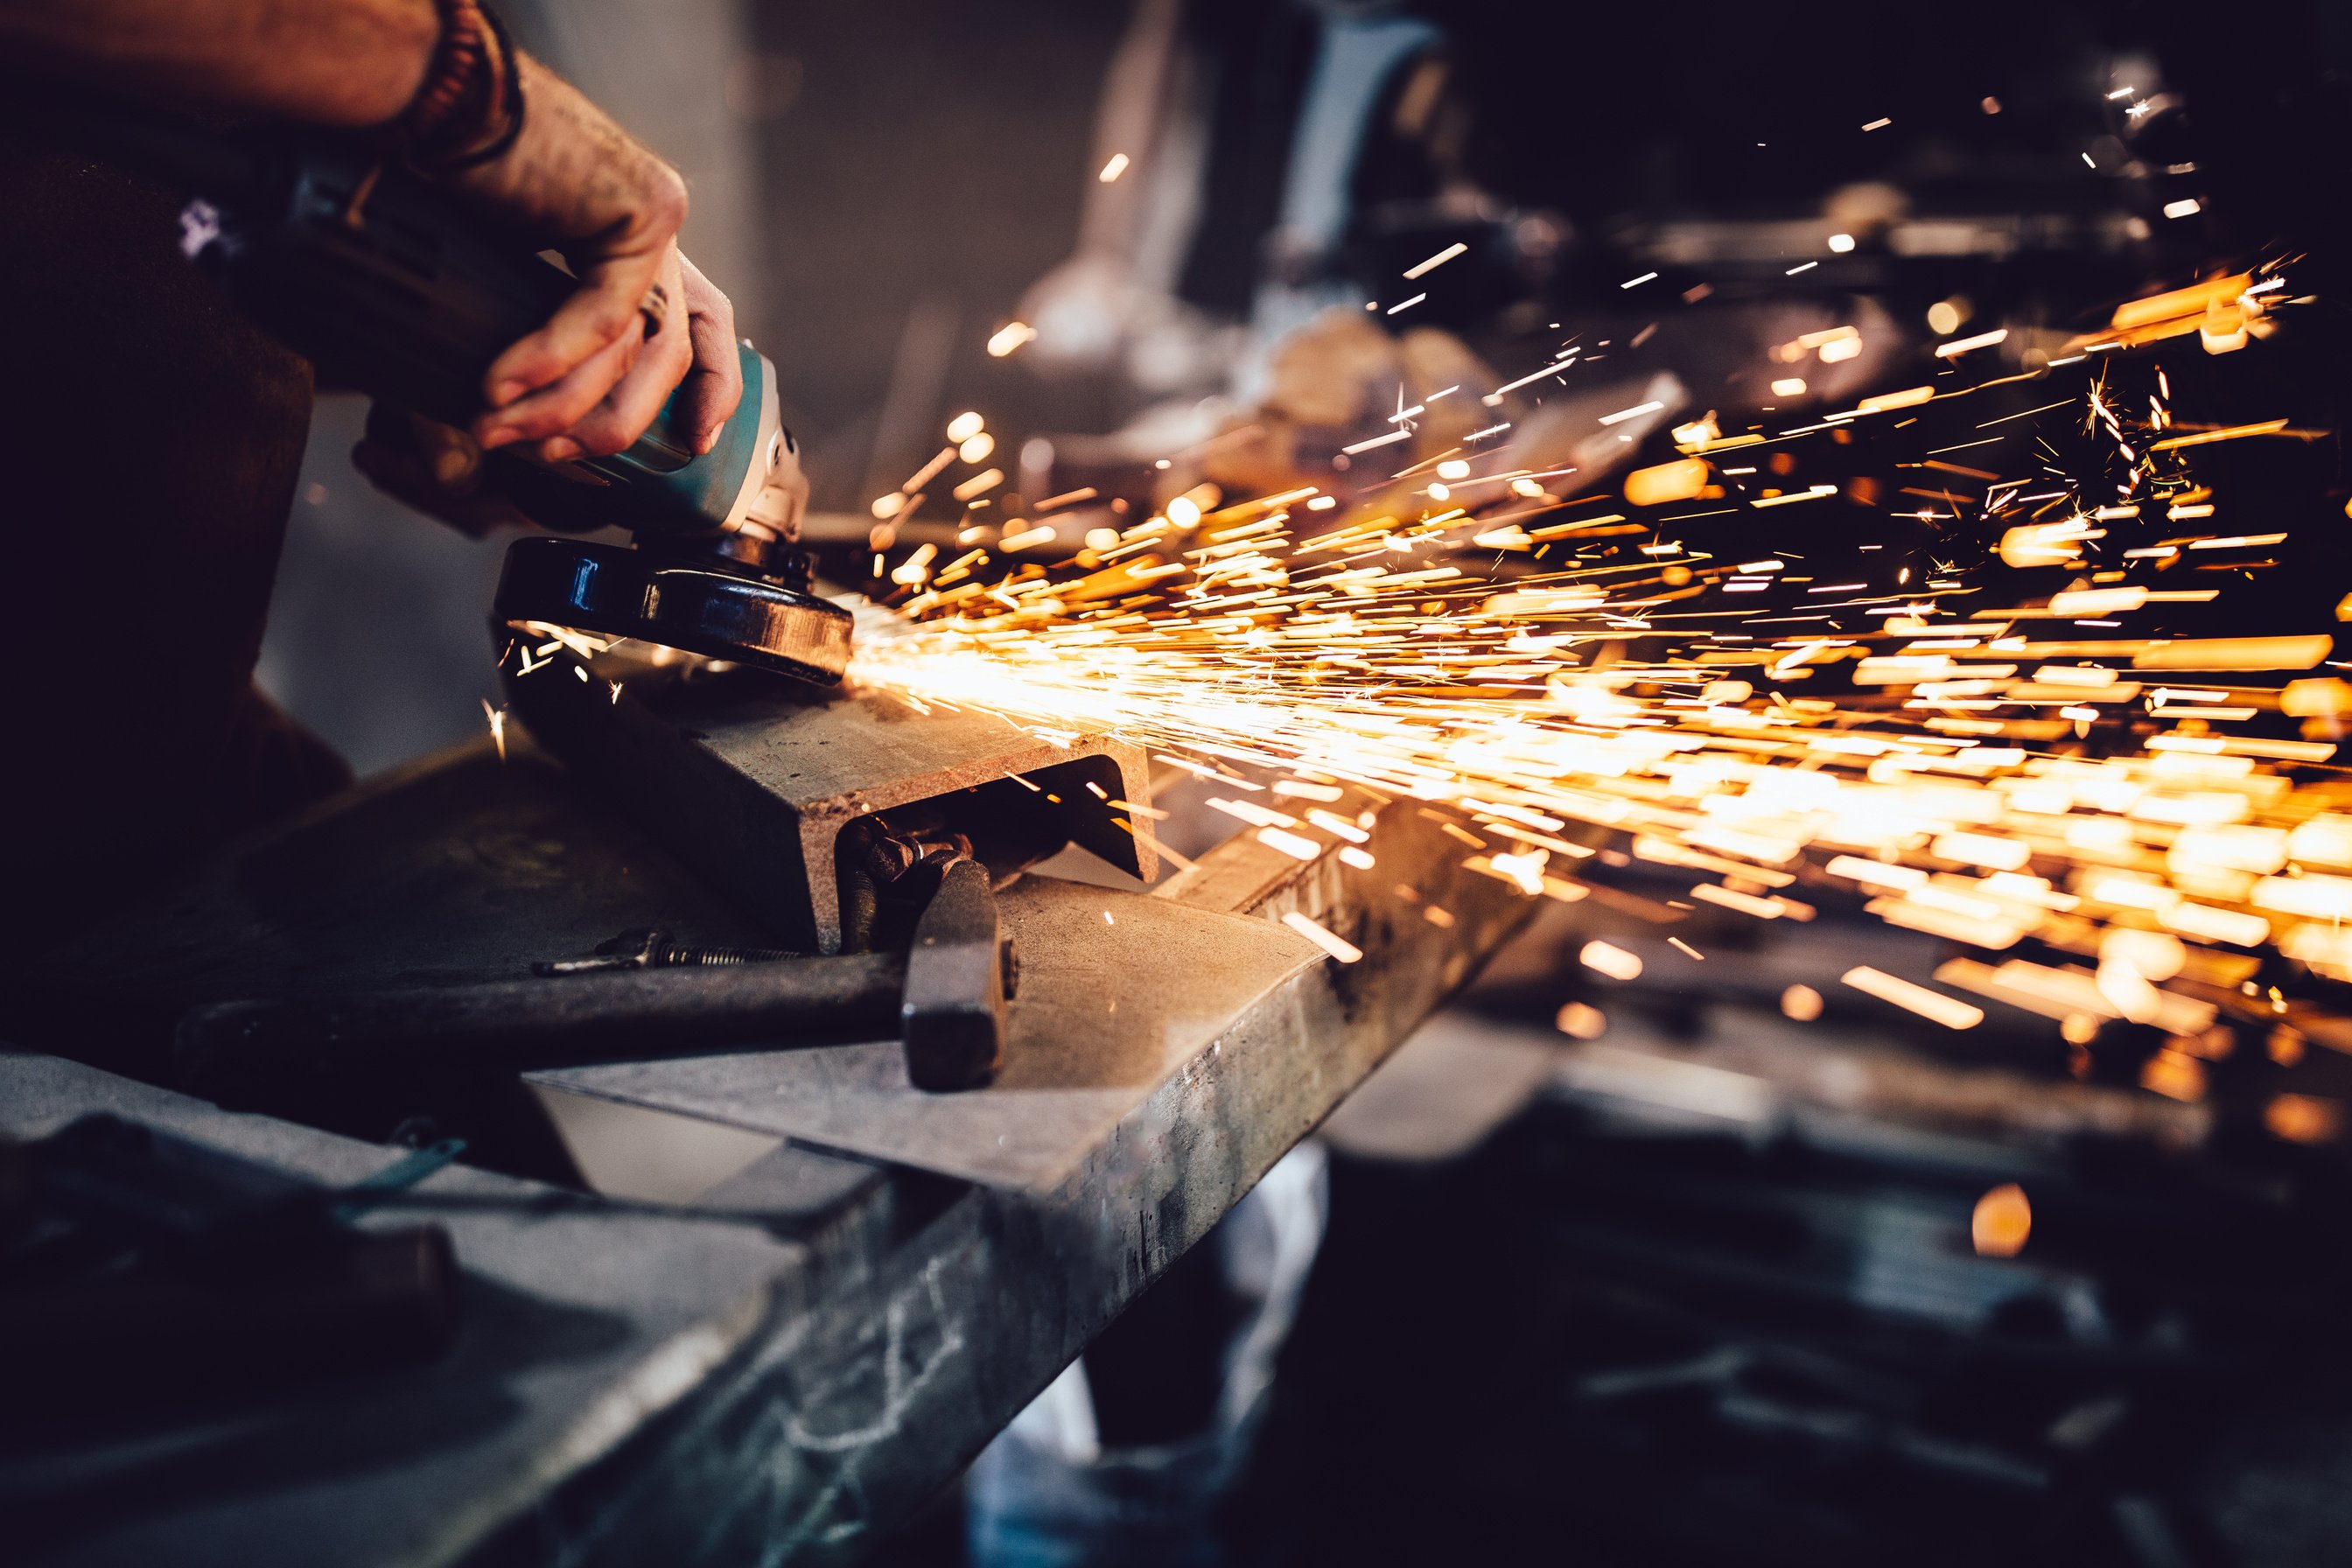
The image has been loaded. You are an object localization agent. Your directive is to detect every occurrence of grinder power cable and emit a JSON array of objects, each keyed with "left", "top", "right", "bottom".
[{"left": 20, "top": 92, "right": 852, "bottom": 683}]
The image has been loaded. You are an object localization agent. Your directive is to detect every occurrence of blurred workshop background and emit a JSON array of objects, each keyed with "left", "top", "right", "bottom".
[{"left": 257, "top": 4, "right": 2352, "bottom": 1564}]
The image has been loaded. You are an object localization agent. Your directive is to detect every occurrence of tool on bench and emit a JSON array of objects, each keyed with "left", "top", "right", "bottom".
[
  {"left": 532, "top": 928, "right": 801, "bottom": 976},
  {"left": 844, "top": 825, "right": 1019, "bottom": 1093},
  {"left": 0, "top": 1116, "right": 463, "bottom": 1418},
  {"left": 18, "top": 88, "right": 851, "bottom": 682},
  {"left": 175, "top": 822, "right": 1017, "bottom": 1096}
]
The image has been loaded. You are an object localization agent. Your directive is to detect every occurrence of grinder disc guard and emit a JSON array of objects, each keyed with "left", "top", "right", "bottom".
[{"left": 494, "top": 536, "right": 854, "bottom": 684}]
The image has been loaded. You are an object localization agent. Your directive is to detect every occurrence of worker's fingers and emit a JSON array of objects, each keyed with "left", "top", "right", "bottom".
[
  {"left": 431, "top": 57, "right": 690, "bottom": 427},
  {"left": 356, "top": 406, "right": 481, "bottom": 495},
  {"left": 675, "top": 254, "right": 745, "bottom": 454},
  {"left": 354, "top": 405, "right": 531, "bottom": 536},
  {"left": 410, "top": 413, "right": 485, "bottom": 491},
  {"left": 474, "top": 234, "right": 671, "bottom": 440},
  {"left": 476, "top": 268, "right": 646, "bottom": 422},
  {"left": 474, "top": 323, "right": 643, "bottom": 457},
  {"left": 563, "top": 247, "right": 695, "bottom": 458},
  {"left": 473, "top": 167, "right": 682, "bottom": 418}
]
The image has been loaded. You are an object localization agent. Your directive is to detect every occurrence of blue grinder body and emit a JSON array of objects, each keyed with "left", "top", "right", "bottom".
[{"left": 489, "top": 341, "right": 782, "bottom": 538}]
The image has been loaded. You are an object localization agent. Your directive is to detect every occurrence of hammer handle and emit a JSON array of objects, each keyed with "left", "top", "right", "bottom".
[{"left": 175, "top": 954, "right": 907, "bottom": 1097}]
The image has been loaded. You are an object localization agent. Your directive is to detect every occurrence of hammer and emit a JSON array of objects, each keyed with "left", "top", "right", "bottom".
[{"left": 175, "top": 845, "right": 1013, "bottom": 1098}]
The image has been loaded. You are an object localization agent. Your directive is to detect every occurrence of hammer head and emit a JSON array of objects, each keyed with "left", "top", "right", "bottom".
[{"left": 899, "top": 858, "right": 1013, "bottom": 1091}]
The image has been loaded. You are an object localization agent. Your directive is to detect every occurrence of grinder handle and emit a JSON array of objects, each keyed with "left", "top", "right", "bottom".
[
  {"left": 485, "top": 342, "right": 798, "bottom": 540},
  {"left": 181, "top": 134, "right": 785, "bottom": 537}
]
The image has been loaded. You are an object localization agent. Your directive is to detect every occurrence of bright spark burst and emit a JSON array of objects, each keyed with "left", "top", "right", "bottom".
[{"left": 824, "top": 263, "right": 2351, "bottom": 1081}]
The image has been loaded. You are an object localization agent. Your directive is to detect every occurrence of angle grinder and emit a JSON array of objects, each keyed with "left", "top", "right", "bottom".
[{"left": 62, "top": 104, "right": 852, "bottom": 683}]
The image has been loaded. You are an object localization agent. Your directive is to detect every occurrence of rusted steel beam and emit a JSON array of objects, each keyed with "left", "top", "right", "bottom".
[{"left": 506, "top": 657, "right": 1157, "bottom": 954}]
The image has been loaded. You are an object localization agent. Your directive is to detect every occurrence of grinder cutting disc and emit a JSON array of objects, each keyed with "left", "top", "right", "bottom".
[{"left": 494, "top": 536, "right": 854, "bottom": 684}]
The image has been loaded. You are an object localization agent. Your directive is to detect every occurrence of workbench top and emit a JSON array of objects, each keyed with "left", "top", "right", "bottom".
[{"left": 4, "top": 735, "right": 1530, "bottom": 1565}]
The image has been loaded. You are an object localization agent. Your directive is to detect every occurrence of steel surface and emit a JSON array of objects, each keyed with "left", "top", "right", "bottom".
[
  {"left": 535, "top": 877, "right": 1324, "bottom": 1188},
  {"left": 505, "top": 660, "right": 1158, "bottom": 953}
]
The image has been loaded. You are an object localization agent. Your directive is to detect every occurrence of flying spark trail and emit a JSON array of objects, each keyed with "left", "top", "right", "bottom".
[
  {"left": 502, "top": 235, "right": 2337, "bottom": 1097},
  {"left": 802, "top": 255, "right": 2352, "bottom": 1086}
]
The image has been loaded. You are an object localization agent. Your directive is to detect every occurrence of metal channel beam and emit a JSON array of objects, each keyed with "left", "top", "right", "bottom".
[{"left": 505, "top": 658, "right": 1157, "bottom": 954}]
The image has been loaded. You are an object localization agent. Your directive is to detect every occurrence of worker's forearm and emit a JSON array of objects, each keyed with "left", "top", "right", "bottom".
[{"left": 0, "top": 0, "right": 438, "bottom": 127}]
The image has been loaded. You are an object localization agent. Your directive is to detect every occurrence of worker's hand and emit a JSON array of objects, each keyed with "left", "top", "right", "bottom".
[
  {"left": 353, "top": 247, "right": 743, "bottom": 530},
  {"left": 353, "top": 251, "right": 740, "bottom": 531},
  {"left": 434, "top": 52, "right": 744, "bottom": 462},
  {"left": 350, "top": 404, "right": 531, "bottom": 537},
  {"left": 554, "top": 251, "right": 744, "bottom": 461}
]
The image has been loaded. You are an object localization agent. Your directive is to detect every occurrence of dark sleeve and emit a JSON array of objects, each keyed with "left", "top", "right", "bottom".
[{"left": 0, "top": 134, "right": 346, "bottom": 946}]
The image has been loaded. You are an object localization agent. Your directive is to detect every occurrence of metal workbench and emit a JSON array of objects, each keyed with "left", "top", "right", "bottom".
[{"left": 3, "top": 716, "right": 1530, "bottom": 1565}]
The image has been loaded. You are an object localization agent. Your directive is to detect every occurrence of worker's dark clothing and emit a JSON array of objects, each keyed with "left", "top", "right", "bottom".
[{"left": 1, "top": 138, "right": 348, "bottom": 951}]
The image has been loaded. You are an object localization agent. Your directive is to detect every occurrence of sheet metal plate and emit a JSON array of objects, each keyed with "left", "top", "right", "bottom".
[{"left": 533, "top": 877, "right": 1323, "bottom": 1189}]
